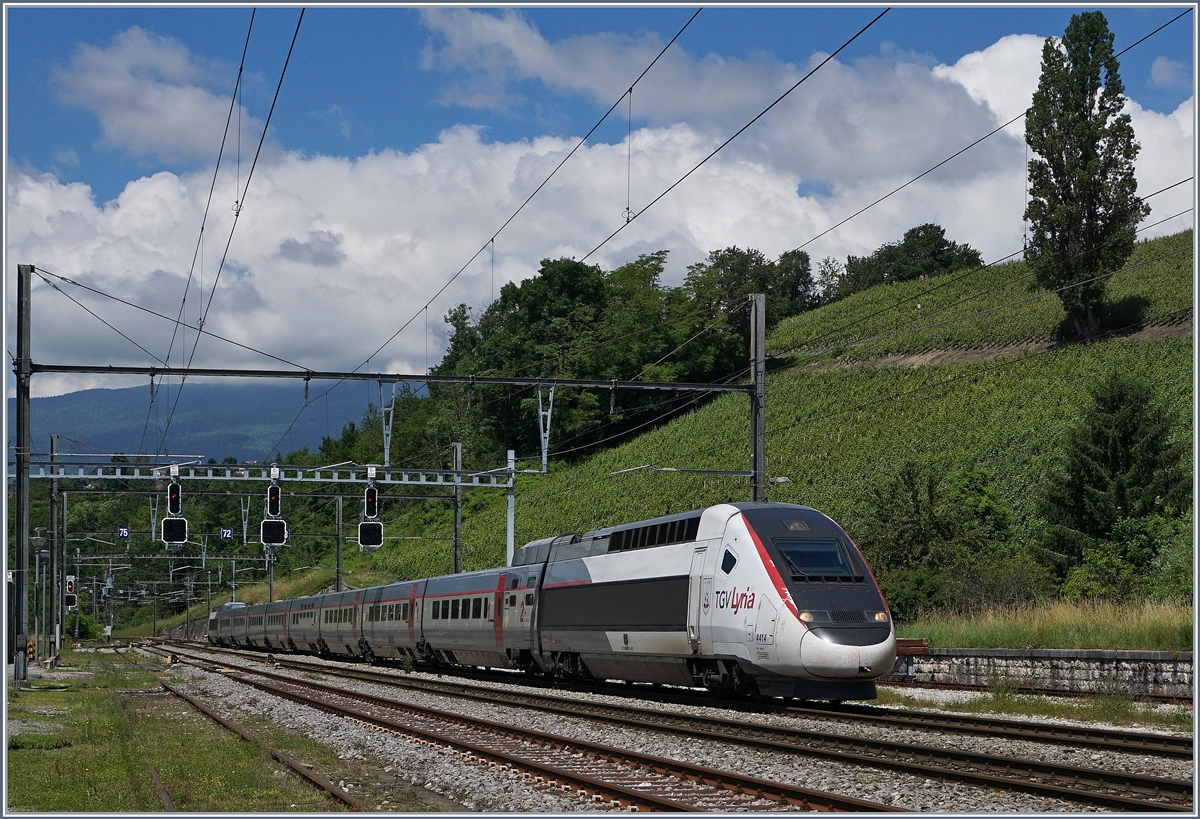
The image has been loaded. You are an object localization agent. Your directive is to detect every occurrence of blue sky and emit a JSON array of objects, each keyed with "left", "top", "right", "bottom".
[{"left": 4, "top": 5, "right": 1196, "bottom": 398}]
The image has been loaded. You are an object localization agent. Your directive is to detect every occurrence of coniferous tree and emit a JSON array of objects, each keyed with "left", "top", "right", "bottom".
[
  {"left": 1040, "top": 371, "right": 1190, "bottom": 562},
  {"left": 1024, "top": 11, "right": 1150, "bottom": 337}
]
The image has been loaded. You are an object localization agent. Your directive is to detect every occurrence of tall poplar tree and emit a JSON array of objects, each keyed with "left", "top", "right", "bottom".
[{"left": 1024, "top": 11, "right": 1149, "bottom": 337}]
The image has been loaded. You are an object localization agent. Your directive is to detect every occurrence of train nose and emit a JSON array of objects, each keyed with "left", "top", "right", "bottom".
[{"left": 799, "top": 629, "right": 897, "bottom": 678}]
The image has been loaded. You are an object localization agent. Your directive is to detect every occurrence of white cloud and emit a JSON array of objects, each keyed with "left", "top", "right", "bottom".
[
  {"left": 9, "top": 24, "right": 1193, "bottom": 400},
  {"left": 932, "top": 34, "right": 1045, "bottom": 126},
  {"left": 1150, "top": 55, "right": 1189, "bottom": 89},
  {"left": 53, "top": 26, "right": 262, "bottom": 163},
  {"left": 1128, "top": 95, "right": 1195, "bottom": 236}
]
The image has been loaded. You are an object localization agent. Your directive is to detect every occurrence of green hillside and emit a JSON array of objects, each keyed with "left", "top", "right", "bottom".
[
  {"left": 370, "top": 231, "right": 1193, "bottom": 604},
  {"left": 381, "top": 335, "right": 1190, "bottom": 569},
  {"left": 770, "top": 230, "right": 1191, "bottom": 359}
]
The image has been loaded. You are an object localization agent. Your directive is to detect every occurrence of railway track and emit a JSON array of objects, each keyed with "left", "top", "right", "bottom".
[
  {"left": 179, "top": 640, "right": 1192, "bottom": 759},
  {"left": 162, "top": 643, "right": 1193, "bottom": 812},
  {"left": 151, "top": 646, "right": 895, "bottom": 812},
  {"left": 115, "top": 648, "right": 370, "bottom": 811}
]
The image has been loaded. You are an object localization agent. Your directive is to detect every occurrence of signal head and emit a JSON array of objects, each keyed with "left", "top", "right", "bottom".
[
  {"left": 167, "top": 482, "right": 182, "bottom": 515},
  {"left": 267, "top": 484, "right": 281, "bottom": 518},
  {"left": 364, "top": 485, "right": 379, "bottom": 519},
  {"left": 162, "top": 517, "right": 188, "bottom": 545},
  {"left": 358, "top": 520, "right": 383, "bottom": 548},
  {"left": 261, "top": 518, "right": 287, "bottom": 546}
]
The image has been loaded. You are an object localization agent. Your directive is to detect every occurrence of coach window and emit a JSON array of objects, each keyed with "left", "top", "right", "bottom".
[
  {"left": 441, "top": 600, "right": 450, "bottom": 619},
  {"left": 525, "top": 593, "right": 534, "bottom": 605},
  {"left": 451, "top": 599, "right": 460, "bottom": 619},
  {"left": 510, "top": 578, "right": 519, "bottom": 589},
  {"left": 472, "top": 598, "right": 482, "bottom": 618},
  {"left": 402, "top": 603, "right": 410, "bottom": 621},
  {"left": 432, "top": 602, "right": 440, "bottom": 620}
]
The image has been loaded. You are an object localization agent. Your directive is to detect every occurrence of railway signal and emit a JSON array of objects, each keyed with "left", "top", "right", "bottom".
[
  {"left": 162, "top": 517, "right": 188, "bottom": 545},
  {"left": 64, "top": 576, "right": 77, "bottom": 610},
  {"left": 167, "top": 482, "right": 182, "bottom": 515},
  {"left": 364, "top": 485, "right": 378, "bottom": 519},
  {"left": 358, "top": 520, "right": 383, "bottom": 548},
  {"left": 266, "top": 484, "right": 281, "bottom": 518},
  {"left": 261, "top": 519, "right": 287, "bottom": 546}
]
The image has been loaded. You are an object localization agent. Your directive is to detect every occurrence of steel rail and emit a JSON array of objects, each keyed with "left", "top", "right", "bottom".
[
  {"left": 182, "top": 642, "right": 1193, "bottom": 758},
  {"left": 158, "top": 680, "right": 371, "bottom": 811},
  {"left": 158, "top": 646, "right": 897, "bottom": 811},
  {"left": 176, "top": 644, "right": 1190, "bottom": 812},
  {"left": 262, "top": 657, "right": 1193, "bottom": 812},
  {"left": 795, "top": 700, "right": 1194, "bottom": 759}
]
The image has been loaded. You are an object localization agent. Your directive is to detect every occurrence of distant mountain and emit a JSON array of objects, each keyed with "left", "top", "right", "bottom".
[{"left": 7, "top": 380, "right": 391, "bottom": 462}]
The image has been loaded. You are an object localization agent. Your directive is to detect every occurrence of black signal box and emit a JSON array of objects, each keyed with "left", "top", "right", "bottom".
[
  {"left": 162, "top": 517, "right": 188, "bottom": 544},
  {"left": 261, "top": 519, "right": 287, "bottom": 545},
  {"left": 358, "top": 521, "right": 383, "bottom": 548}
]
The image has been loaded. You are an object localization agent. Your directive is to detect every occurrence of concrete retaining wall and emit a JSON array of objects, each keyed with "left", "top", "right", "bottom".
[{"left": 891, "top": 648, "right": 1193, "bottom": 698}]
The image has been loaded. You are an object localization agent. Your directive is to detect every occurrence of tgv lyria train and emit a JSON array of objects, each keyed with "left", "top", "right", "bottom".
[{"left": 210, "top": 502, "right": 897, "bottom": 701}]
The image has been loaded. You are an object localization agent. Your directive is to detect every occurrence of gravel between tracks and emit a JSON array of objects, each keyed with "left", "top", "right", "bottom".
[{"left": 164, "top": 649, "right": 1193, "bottom": 813}]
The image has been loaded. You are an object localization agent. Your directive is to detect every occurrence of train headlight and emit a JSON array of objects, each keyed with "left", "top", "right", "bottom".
[
  {"left": 871, "top": 611, "right": 889, "bottom": 622},
  {"left": 798, "top": 611, "right": 814, "bottom": 622}
]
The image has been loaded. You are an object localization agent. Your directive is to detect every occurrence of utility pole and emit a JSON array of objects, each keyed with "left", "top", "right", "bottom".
[
  {"left": 49, "top": 436, "right": 58, "bottom": 656},
  {"left": 14, "top": 264, "right": 33, "bottom": 688},
  {"left": 749, "top": 293, "right": 766, "bottom": 503},
  {"left": 452, "top": 443, "right": 462, "bottom": 574},
  {"left": 335, "top": 496, "right": 343, "bottom": 592},
  {"left": 506, "top": 450, "right": 515, "bottom": 567}
]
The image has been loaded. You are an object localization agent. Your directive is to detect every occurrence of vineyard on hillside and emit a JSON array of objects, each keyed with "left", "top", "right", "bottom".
[
  {"left": 768, "top": 230, "right": 1192, "bottom": 360},
  {"left": 372, "top": 334, "right": 1191, "bottom": 583}
]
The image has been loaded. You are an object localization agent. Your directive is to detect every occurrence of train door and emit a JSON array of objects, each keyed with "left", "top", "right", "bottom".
[
  {"left": 501, "top": 572, "right": 534, "bottom": 654},
  {"left": 492, "top": 573, "right": 507, "bottom": 649},
  {"left": 695, "top": 539, "right": 719, "bottom": 654},
  {"left": 686, "top": 546, "right": 707, "bottom": 654}
]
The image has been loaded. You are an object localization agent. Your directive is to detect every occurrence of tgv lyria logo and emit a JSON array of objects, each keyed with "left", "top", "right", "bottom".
[{"left": 713, "top": 586, "right": 756, "bottom": 614}]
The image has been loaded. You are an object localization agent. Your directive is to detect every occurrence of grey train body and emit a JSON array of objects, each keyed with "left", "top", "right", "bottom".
[{"left": 209, "top": 502, "right": 897, "bottom": 701}]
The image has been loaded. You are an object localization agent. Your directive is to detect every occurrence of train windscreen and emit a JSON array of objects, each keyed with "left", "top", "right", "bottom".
[{"left": 774, "top": 539, "right": 854, "bottom": 578}]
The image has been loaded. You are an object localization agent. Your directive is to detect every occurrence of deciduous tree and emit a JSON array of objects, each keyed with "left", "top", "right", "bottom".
[{"left": 1024, "top": 11, "right": 1149, "bottom": 336}]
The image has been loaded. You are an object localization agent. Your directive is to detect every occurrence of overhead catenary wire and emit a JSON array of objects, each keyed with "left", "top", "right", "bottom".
[
  {"left": 261, "top": 9, "right": 704, "bottom": 453},
  {"left": 253, "top": 6, "right": 1187, "bottom": 468},
  {"left": 142, "top": 9, "right": 258, "bottom": 458},
  {"left": 580, "top": 8, "right": 890, "bottom": 263},
  {"left": 351, "top": 8, "right": 704, "bottom": 377},
  {"left": 777, "top": 182, "right": 1194, "bottom": 357},
  {"left": 31, "top": 267, "right": 306, "bottom": 370},
  {"left": 157, "top": 8, "right": 306, "bottom": 456},
  {"left": 32, "top": 271, "right": 166, "bottom": 365},
  {"left": 787, "top": 8, "right": 1192, "bottom": 259}
]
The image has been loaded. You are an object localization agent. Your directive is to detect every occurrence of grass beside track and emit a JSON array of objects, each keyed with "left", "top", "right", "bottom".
[
  {"left": 876, "top": 684, "right": 1193, "bottom": 732},
  {"left": 898, "top": 600, "right": 1193, "bottom": 651},
  {"left": 4, "top": 648, "right": 436, "bottom": 812}
]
